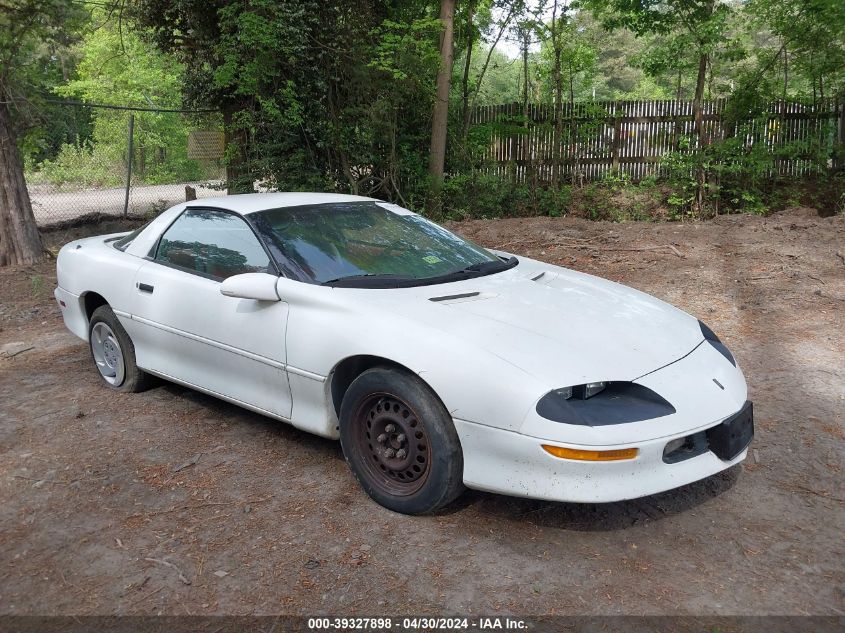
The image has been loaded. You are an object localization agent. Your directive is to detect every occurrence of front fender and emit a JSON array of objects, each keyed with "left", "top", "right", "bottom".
[{"left": 280, "top": 280, "right": 546, "bottom": 436}]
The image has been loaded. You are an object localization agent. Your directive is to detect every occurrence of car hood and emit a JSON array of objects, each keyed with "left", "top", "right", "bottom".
[{"left": 369, "top": 261, "right": 703, "bottom": 387}]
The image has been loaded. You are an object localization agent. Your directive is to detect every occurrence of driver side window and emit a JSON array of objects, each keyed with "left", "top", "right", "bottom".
[{"left": 155, "top": 208, "right": 273, "bottom": 280}]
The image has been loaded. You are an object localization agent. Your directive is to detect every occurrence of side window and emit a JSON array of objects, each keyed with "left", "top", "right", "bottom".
[
  {"left": 155, "top": 209, "right": 273, "bottom": 280},
  {"left": 113, "top": 219, "right": 152, "bottom": 251}
]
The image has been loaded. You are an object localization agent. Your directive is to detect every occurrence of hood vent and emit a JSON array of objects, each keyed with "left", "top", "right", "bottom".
[
  {"left": 429, "top": 291, "right": 480, "bottom": 303},
  {"left": 531, "top": 270, "right": 560, "bottom": 285}
]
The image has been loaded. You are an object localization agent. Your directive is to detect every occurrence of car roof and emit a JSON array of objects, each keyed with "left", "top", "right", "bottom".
[
  {"left": 122, "top": 192, "right": 390, "bottom": 259},
  {"left": 191, "top": 192, "right": 379, "bottom": 215}
]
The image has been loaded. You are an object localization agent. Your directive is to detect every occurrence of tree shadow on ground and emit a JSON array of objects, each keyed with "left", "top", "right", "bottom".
[
  {"left": 154, "top": 381, "right": 743, "bottom": 530},
  {"left": 445, "top": 465, "right": 741, "bottom": 531},
  {"left": 154, "top": 382, "right": 346, "bottom": 462}
]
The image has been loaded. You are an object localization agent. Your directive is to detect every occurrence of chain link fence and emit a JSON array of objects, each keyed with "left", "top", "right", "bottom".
[{"left": 25, "top": 102, "right": 226, "bottom": 227}]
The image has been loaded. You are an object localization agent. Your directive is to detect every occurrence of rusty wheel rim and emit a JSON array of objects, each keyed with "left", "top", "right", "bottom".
[{"left": 351, "top": 393, "right": 432, "bottom": 497}]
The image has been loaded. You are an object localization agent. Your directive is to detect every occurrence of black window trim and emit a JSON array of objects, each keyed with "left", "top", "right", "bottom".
[
  {"left": 145, "top": 205, "right": 282, "bottom": 282},
  {"left": 111, "top": 219, "right": 155, "bottom": 252}
]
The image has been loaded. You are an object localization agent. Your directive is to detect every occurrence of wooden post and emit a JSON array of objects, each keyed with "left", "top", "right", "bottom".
[{"left": 611, "top": 104, "right": 621, "bottom": 174}]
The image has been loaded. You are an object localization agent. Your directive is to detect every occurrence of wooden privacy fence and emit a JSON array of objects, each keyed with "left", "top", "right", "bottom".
[{"left": 468, "top": 99, "right": 845, "bottom": 183}]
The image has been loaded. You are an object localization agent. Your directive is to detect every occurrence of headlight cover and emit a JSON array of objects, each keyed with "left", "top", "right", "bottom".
[
  {"left": 699, "top": 320, "right": 736, "bottom": 367},
  {"left": 536, "top": 382, "right": 676, "bottom": 426}
]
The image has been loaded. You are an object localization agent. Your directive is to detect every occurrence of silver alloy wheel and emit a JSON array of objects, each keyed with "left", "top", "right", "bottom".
[{"left": 90, "top": 322, "right": 125, "bottom": 386}]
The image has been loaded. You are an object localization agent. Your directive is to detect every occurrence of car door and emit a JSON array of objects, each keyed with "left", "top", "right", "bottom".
[{"left": 122, "top": 207, "right": 293, "bottom": 419}]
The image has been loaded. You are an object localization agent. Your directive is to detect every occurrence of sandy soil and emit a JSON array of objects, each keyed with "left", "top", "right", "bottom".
[{"left": 0, "top": 210, "right": 843, "bottom": 616}]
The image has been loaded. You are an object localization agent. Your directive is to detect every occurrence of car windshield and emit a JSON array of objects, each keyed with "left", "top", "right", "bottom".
[{"left": 250, "top": 201, "right": 515, "bottom": 287}]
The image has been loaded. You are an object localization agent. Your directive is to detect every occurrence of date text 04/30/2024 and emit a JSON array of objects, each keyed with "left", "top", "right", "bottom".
[{"left": 306, "top": 617, "right": 528, "bottom": 630}]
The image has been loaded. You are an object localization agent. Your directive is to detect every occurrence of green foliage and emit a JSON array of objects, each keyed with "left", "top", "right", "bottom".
[
  {"left": 440, "top": 172, "right": 527, "bottom": 219},
  {"left": 1, "top": 0, "right": 89, "bottom": 125},
  {"left": 25, "top": 10, "right": 215, "bottom": 187},
  {"left": 537, "top": 186, "right": 573, "bottom": 217},
  {"left": 29, "top": 274, "right": 45, "bottom": 297},
  {"left": 30, "top": 142, "right": 123, "bottom": 188},
  {"left": 134, "top": 0, "right": 442, "bottom": 200},
  {"left": 19, "top": 92, "right": 94, "bottom": 168},
  {"left": 537, "top": 11, "right": 598, "bottom": 102},
  {"left": 370, "top": 18, "right": 442, "bottom": 82},
  {"left": 439, "top": 171, "right": 574, "bottom": 220},
  {"left": 454, "top": 46, "right": 524, "bottom": 105},
  {"left": 659, "top": 115, "right": 838, "bottom": 218},
  {"left": 740, "top": 0, "right": 845, "bottom": 104},
  {"left": 121, "top": 0, "right": 840, "bottom": 223}
]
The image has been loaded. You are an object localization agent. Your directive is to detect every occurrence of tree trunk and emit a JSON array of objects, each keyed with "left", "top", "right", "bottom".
[
  {"left": 466, "top": 4, "right": 517, "bottom": 119},
  {"left": 428, "top": 0, "right": 456, "bottom": 194},
  {"left": 691, "top": 0, "right": 713, "bottom": 146},
  {"left": 691, "top": 51, "right": 708, "bottom": 215},
  {"left": 550, "top": 0, "right": 563, "bottom": 187},
  {"left": 692, "top": 52, "right": 708, "bottom": 143},
  {"left": 222, "top": 102, "right": 254, "bottom": 194},
  {"left": 0, "top": 99, "right": 43, "bottom": 267},
  {"left": 521, "top": 28, "right": 536, "bottom": 199},
  {"left": 459, "top": 0, "right": 476, "bottom": 142},
  {"left": 569, "top": 58, "right": 579, "bottom": 186}
]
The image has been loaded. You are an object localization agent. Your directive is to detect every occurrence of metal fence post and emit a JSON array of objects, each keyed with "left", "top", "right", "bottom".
[{"left": 122, "top": 113, "right": 134, "bottom": 217}]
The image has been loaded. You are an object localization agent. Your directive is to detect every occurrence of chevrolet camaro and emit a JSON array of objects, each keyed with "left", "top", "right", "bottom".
[{"left": 55, "top": 193, "right": 753, "bottom": 514}]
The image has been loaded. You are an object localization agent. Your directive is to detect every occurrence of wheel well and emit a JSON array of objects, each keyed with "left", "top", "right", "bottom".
[
  {"left": 329, "top": 355, "right": 414, "bottom": 417},
  {"left": 82, "top": 292, "right": 108, "bottom": 322}
]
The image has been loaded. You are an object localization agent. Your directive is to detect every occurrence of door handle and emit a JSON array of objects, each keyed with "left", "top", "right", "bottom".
[{"left": 138, "top": 282, "right": 154, "bottom": 294}]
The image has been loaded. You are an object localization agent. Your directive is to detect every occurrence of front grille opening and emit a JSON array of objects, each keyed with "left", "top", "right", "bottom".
[{"left": 663, "top": 430, "right": 709, "bottom": 464}]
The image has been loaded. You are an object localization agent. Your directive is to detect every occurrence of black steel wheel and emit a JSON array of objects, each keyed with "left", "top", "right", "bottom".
[{"left": 339, "top": 367, "right": 464, "bottom": 514}]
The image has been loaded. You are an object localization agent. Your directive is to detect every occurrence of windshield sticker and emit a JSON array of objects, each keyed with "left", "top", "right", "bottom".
[
  {"left": 376, "top": 202, "right": 416, "bottom": 216},
  {"left": 423, "top": 255, "right": 442, "bottom": 265}
]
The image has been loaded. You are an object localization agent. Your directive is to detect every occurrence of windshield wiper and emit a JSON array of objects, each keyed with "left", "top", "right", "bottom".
[
  {"left": 442, "top": 256, "right": 518, "bottom": 279},
  {"left": 320, "top": 257, "right": 519, "bottom": 289},
  {"left": 460, "top": 257, "right": 517, "bottom": 274},
  {"left": 321, "top": 273, "right": 412, "bottom": 287}
]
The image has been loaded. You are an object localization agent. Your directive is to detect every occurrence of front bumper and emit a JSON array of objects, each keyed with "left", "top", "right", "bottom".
[
  {"left": 54, "top": 286, "right": 88, "bottom": 341},
  {"left": 454, "top": 410, "right": 750, "bottom": 504}
]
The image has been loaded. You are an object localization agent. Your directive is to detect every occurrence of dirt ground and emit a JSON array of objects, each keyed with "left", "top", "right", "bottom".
[{"left": 0, "top": 209, "right": 843, "bottom": 617}]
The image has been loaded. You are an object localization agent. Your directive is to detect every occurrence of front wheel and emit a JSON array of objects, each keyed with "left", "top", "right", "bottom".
[
  {"left": 88, "top": 305, "right": 151, "bottom": 392},
  {"left": 339, "top": 367, "right": 465, "bottom": 514}
]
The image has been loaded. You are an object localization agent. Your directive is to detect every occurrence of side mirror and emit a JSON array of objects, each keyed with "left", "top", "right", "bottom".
[{"left": 220, "top": 273, "right": 280, "bottom": 302}]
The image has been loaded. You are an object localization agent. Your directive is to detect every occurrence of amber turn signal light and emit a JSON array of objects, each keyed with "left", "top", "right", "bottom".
[{"left": 541, "top": 444, "right": 639, "bottom": 461}]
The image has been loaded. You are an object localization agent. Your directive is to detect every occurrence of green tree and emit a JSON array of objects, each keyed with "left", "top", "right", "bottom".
[
  {"left": 134, "top": 0, "right": 443, "bottom": 203},
  {"left": 733, "top": 0, "right": 845, "bottom": 111},
  {"left": 580, "top": 0, "right": 741, "bottom": 140},
  {"left": 48, "top": 10, "right": 206, "bottom": 186}
]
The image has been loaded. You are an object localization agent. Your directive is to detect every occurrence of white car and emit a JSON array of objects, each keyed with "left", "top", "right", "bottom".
[{"left": 55, "top": 193, "right": 753, "bottom": 514}]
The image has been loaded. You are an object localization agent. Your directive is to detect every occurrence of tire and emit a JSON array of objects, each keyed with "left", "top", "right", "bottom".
[
  {"left": 88, "top": 305, "right": 151, "bottom": 392},
  {"left": 339, "top": 367, "right": 465, "bottom": 514}
]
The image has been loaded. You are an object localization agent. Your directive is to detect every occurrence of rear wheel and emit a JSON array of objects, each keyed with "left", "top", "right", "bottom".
[
  {"left": 88, "top": 305, "right": 151, "bottom": 392},
  {"left": 339, "top": 367, "right": 464, "bottom": 514}
]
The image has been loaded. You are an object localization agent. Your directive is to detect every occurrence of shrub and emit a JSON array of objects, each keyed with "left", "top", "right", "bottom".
[
  {"left": 441, "top": 172, "right": 528, "bottom": 220},
  {"left": 440, "top": 172, "right": 575, "bottom": 220},
  {"left": 34, "top": 142, "right": 124, "bottom": 189}
]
